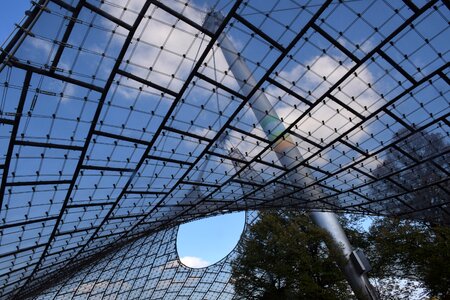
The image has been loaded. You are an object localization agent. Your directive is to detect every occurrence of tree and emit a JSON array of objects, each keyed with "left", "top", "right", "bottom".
[
  {"left": 365, "top": 217, "right": 450, "bottom": 299},
  {"left": 231, "top": 210, "right": 353, "bottom": 300},
  {"left": 369, "top": 276, "right": 428, "bottom": 300},
  {"left": 231, "top": 129, "right": 450, "bottom": 299},
  {"left": 366, "top": 129, "right": 450, "bottom": 299},
  {"left": 370, "top": 128, "right": 449, "bottom": 224}
]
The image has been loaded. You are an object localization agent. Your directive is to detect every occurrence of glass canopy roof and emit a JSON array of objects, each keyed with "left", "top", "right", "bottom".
[{"left": 0, "top": 0, "right": 448, "bottom": 298}]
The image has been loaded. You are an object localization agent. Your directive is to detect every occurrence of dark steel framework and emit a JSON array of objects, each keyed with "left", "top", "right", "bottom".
[
  {"left": 30, "top": 211, "right": 258, "bottom": 300},
  {"left": 0, "top": 0, "right": 448, "bottom": 298}
]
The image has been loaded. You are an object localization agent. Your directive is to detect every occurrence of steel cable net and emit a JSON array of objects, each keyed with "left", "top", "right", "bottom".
[{"left": 0, "top": 0, "right": 448, "bottom": 298}]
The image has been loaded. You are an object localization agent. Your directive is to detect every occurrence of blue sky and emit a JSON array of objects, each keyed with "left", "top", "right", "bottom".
[
  {"left": 0, "top": 1, "right": 246, "bottom": 268},
  {"left": 177, "top": 211, "right": 245, "bottom": 267},
  {"left": 0, "top": 0, "right": 447, "bottom": 271},
  {"left": 0, "top": 1, "right": 30, "bottom": 47}
]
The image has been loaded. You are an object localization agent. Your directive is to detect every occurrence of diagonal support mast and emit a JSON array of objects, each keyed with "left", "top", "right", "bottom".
[{"left": 203, "top": 11, "right": 378, "bottom": 300}]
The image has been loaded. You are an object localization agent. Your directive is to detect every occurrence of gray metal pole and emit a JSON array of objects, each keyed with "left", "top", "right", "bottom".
[{"left": 203, "top": 12, "right": 378, "bottom": 300}]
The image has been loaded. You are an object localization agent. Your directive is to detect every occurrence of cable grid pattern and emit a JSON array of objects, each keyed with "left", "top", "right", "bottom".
[{"left": 0, "top": 0, "right": 448, "bottom": 298}]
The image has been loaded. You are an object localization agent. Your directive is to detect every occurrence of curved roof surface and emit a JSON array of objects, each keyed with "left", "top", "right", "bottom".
[{"left": 0, "top": 0, "right": 448, "bottom": 298}]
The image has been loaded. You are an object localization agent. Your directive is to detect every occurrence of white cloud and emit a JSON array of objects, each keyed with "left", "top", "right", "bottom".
[
  {"left": 28, "top": 36, "right": 52, "bottom": 53},
  {"left": 209, "top": 52, "right": 379, "bottom": 171},
  {"left": 268, "top": 54, "right": 378, "bottom": 150},
  {"left": 97, "top": 0, "right": 242, "bottom": 103},
  {"left": 180, "top": 256, "right": 210, "bottom": 268},
  {"left": 96, "top": 1, "right": 382, "bottom": 178},
  {"left": 99, "top": 0, "right": 218, "bottom": 99}
]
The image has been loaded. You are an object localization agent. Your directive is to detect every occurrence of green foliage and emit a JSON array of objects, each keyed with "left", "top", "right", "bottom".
[
  {"left": 231, "top": 210, "right": 353, "bottom": 300},
  {"left": 231, "top": 209, "right": 450, "bottom": 299},
  {"left": 231, "top": 129, "right": 450, "bottom": 299},
  {"left": 366, "top": 129, "right": 450, "bottom": 298},
  {"left": 371, "top": 129, "right": 449, "bottom": 225},
  {"left": 366, "top": 218, "right": 450, "bottom": 299}
]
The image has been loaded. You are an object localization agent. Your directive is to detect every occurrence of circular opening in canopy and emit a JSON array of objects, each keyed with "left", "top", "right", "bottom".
[{"left": 176, "top": 211, "right": 246, "bottom": 268}]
